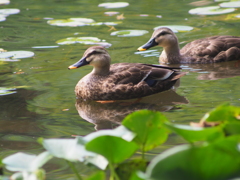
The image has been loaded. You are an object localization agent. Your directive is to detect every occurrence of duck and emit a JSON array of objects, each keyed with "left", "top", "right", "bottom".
[
  {"left": 68, "top": 46, "right": 187, "bottom": 101},
  {"left": 137, "top": 27, "right": 240, "bottom": 64}
]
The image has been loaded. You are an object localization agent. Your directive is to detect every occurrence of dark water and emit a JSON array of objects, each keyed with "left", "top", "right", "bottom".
[{"left": 0, "top": 0, "right": 240, "bottom": 179}]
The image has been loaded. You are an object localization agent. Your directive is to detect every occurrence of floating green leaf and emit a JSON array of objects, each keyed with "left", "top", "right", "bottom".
[
  {"left": 0, "top": 15, "right": 6, "bottom": 22},
  {"left": 47, "top": 18, "right": 95, "bottom": 27},
  {"left": 154, "top": 25, "right": 194, "bottom": 33},
  {"left": 0, "top": 0, "right": 10, "bottom": 5},
  {"left": 201, "top": 103, "right": 240, "bottom": 122},
  {"left": 146, "top": 137, "right": 240, "bottom": 180},
  {"left": 122, "top": 110, "right": 169, "bottom": 152},
  {"left": 85, "top": 135, "right": 138, "bottom": 164},
  {"left": 189, "top": 6, "right": 235, "bottom": 15},
  {"left": 220, "top": 1, "right": 240, "bottom": 8},
  {"left": 2, "top": 151, "right": 52, "bottom": 172},
  {"left": 110, "top": 30, "right": 148, "bottom": 37},
  {"left": 164, "top": 122, "right": 224, "bottom": 143},
  {"left": 56, "top": 37, "right": 111, "bottom": 47},
  {"left": 98, "top": 2, "right": 129, "bottom": 8},
  {"left": 0, "top": 8, "right": 20, "bottom": 15},
  {"left": 32, "top": 45, "right": 59, "bottom": 49},
  {"left": 0, "top": 51, "right": 34, "bottom": 59},
  {"left": 104, "top": 11, "right": 120, "bottom": 16}
]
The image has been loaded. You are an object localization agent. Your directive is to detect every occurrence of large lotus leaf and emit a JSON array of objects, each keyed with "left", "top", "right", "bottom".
[
  {"left": 2, "top": 151, "right": 52, "bottom": 172},
  {"left": 122, "top": 110, "right": 169, "bottom": 152},
  {"left": 146, "top": 136, "right": 240, "bottom": 180},
  {"left": 165, "top": 122, "right": 224, "bottom": 143},
  {"left": 85, "top": 135, "right": 138, "bottom": 164},
  {"left": 201, "top": 103, "right": 240, "bottom": 122}
]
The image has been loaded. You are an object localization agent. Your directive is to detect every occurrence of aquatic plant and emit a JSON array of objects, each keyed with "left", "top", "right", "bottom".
[{"left": 2, "top": 103, "right": 240, "bottom": 180}]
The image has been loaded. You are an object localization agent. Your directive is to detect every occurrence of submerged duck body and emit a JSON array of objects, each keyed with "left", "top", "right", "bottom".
[
  {"left": 138, "top": 27, "right": 240, "bottom": 64},
  {"left": 68, "top": 46, "right": 186, "bottom": 100}
]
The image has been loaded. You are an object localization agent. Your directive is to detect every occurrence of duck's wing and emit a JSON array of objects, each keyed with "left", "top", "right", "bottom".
[{"left": 109, "top": 63, "right": 183, "bottom": 86}]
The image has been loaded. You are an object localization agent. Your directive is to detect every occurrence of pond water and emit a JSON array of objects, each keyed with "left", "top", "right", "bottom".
[{"left": 0, "top": 0, "right": 240, "bottom": 179}]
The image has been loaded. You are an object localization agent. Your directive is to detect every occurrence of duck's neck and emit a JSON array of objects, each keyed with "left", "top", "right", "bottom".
[
  {"left": 91, "top": 65, "right": 110, "bottom": 76},
  {"left": 159, "top": 43, "right": 182, "bottom": 64}
]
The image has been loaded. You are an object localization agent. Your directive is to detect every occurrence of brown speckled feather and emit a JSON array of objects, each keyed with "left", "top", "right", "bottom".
[
  {"left": 138, "top": 27, "right": 240, "bottom": 64},
  {"left": 181, "top": 36, "right": 240, "bottom": 63},
  {"left": 69, "top": 46, "right": 186, "bottom": 100}
]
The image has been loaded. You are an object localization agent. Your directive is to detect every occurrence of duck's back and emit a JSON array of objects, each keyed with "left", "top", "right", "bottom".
[{"left": 180, "top": 36, "right": 240, "bottom": 63}]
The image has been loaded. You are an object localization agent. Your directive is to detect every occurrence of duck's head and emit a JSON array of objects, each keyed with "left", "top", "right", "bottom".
[
  {"left": 137, "top": 27, "right": 178, "bottom": 51},
  {"left": 68, "top": 46, "right": 111, "bottom": 72}
]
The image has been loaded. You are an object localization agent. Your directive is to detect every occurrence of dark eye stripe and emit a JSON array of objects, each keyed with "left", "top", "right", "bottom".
[{"left": 157, "top": 31, "right": 168, "bottom": 37}]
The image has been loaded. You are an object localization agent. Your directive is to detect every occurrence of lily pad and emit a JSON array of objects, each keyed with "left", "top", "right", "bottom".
[
  {"left": 104, "top": 11, "right": 120, "bottom": 16},
  {"left": 98, "top": 2, "right": 129, "bottom": 8},
  {"left": 154, "top": 25, "right": 194, "bottom": 33},
  {"left": 47, "top": 18, "right": 95, "bottom": 27},
  {"left": 189, "top": 6, "right": 235, "bottom": 15},
  {"left": 0, "top": 8, "right": 20, "bottom": 15},
  {"left": 110, "top": 30, "right": 149, "bottom": 37},
  {"left": 56, "top": 37, "right": 112, "bottom": 47},
  {"left": 0, "top": 14, "right": 6, "bottom": 22},
  {"left": 220, "top": 1, "right": 240, "bottom": 8},
  {"left": 0, "top": 51, "right": 35, "bottom": 59},
  {"left": 32, "top": 45, "right": 59, "bottom": 49},
  {"left": 0, "top": 0, "right": 10, "bottom": 5},
  {"left": 0, "top": 87, "right": 16, "bottom": 96}
]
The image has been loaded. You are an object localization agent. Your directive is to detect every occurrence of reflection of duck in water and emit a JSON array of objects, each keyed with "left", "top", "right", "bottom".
[
  {"left": 68, "top": 46, "right": 186, "bottom": 100},
  {"left": 183, "top": 61, "right": 240, "bottom": 80},
  {"left": 75, "top": 90, "right": 188, "bottom": 130},
  {"left": 138, "top": 27, "right": 240, "bottom": 64}
]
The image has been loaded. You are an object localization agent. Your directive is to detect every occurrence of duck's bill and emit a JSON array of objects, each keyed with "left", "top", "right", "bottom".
[
  {"left": 68, "top": 56, "right": 89, "bottom": 70},
  {"left": 137, "top": 38, "right": 158, "bottom": 51}
]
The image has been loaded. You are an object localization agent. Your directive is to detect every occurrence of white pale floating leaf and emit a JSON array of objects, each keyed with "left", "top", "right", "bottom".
[
  {"left": 220, "top": 1, "right": 240, "bottom": 8},
  {"left": 111, "top": 30, "right": 149, "bottom": 37},
  {"left": 47, "top": 19, "right": 84, "bottom": 27},
  {"left": 32, "top": 45, "right": 59, "bottom": 49},
  {"left": 0, "top": 51, "right": 34, "bottom": 59},
  {"left": 47, "top": 18, "right": 95, "bottom": 27},
  {"left": 98, "top": 2, "right": 129, "bottom": 8},
  {"left": 154, "top": 25, "right": 194, "bottom": 33},
  {"left": 189, "top": 6, "right": 235, "bottom": 15},
  {"left": 0, "top": 87, "right": 16, "bottom": 96},
  {"left": 56, "top": 36, "right": 112, "bottom": 47},
  {"left": 0, "top": 14, "right": 6, "bottom": 22},
  {"left": 104, "top": 11, "right": 120, "bottom": 16},
  {"left": 0, "top": 8, "right": 20, "bottom": 15},
  {"left": 0, "top": 0, "right": 10, "bottom": 5},
  {"left": 69, "top": 18, "right": 95, "bottom": 23}
]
